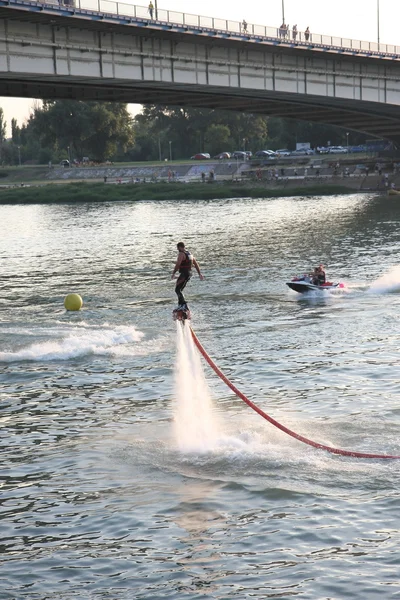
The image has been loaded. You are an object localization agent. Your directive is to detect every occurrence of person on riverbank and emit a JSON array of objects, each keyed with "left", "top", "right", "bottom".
[{"left": 171, "top": 242, "right": 204, "bottom": 308}]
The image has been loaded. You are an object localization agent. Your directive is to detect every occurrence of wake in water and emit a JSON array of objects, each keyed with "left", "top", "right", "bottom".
[
  {"left": 289, "top": 266, "right": 400, "bottom": 299},
  {"left": 174, "top": 323, "right": 220, "bottom": 453},
  {"left": 368, "top": 265, "right": 400, "bottom": 294},
  {"left": 0, "top": 323, "right": 147, "bottom": 362}
]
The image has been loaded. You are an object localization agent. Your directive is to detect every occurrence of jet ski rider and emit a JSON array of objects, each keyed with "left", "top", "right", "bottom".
[
  {"left": 171, "top": 242, "right": 204, "bottom": 308},
  {"left": 312, "top": 264, "right": 326, "bottom": 286}
]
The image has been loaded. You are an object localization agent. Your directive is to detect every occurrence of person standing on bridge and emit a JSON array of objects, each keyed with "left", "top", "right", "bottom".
[
  {"left": 148, "top": 1, "right": 154, "bottom": 18},
  {"left": 292, "top": 24, "right": 298, "bottom": 41},
  {"left": 304, "top": 26, "right": 310, "bottom": 41},
  {"left": 242, "top": 19, "right": 248, "bottom": 33},
  {"left": 171, "top": 242, "right": 204, "bottom": 309}
]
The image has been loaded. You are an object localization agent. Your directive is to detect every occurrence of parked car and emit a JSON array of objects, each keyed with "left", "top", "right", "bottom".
[
  {"left": 190, "top": 153, "right": 210, "bottom": 160},
  {"left": 292, "top": 148, "right": 315, "bottom": 156},
  {"left": 60, "top": 159, "right": 70, "bottom": 167},
  {"left": 231, "top": 151, "right": 248, "bottom": 160},
  {"left": 213, "top": 152, "right": 231, "bottom": 159},
  {"left": 328, "top": 146, "right": 348, "bottom": 154},
  {"left": 316, "top": 146, "right": 330, "bottom": 154},
  {"left": 255, "top": 150, "right": 277, "bottom": 158},
  {"left": 275, "top": 149, "right": 291, "bottom": 156},
  {"left": 349, "top": 145, "right": 367, "bottom": 153},
  {"left": 355, "top": 164, "right": 368, "bottom": 172}
]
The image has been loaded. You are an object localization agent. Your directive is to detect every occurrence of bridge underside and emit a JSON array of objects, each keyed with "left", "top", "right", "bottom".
[
  {"left": 1, "top": 4, "right": 400, "bottom": 142},
  {"left": 2, "top": 75, "right": 400, "bottom": 143}
]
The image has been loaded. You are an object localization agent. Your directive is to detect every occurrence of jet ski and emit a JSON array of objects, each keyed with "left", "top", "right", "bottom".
[
  {"left": 286, "top": 275, "right": 345, "bottom": 294},
  {"left": 172, "top": 303, "right": 191, "bottom": 322}
]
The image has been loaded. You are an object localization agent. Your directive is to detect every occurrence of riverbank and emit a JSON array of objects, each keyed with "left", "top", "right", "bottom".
[{"left": 0, "top": 181, "right": 359, "bottom": 203}]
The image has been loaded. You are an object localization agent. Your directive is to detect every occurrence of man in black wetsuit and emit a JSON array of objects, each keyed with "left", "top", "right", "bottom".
[{"left": 171, "top": 242, "right": 204, "bottom": 308}]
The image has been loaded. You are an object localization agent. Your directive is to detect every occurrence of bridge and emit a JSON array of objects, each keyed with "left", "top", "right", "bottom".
[{"left": 1, "top": 0, "right": 400, "bottom": 142}]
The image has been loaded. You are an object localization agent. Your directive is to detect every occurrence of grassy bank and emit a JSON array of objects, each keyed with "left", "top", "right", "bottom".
[{"left": 0, "top": 181, "right": 356, "bottom": 204}]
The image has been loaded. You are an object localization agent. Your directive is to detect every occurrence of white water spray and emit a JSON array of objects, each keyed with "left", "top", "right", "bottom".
[
  {"left": 368, "top": 265, "right": 400, "bottom": 294},
  {"left": 174, "top": 323, "right": 220, "bottom": 452}
]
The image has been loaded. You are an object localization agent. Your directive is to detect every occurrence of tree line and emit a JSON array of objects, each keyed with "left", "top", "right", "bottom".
[{"left": 0, "top": 100, "right": 367, "bottom": 166}]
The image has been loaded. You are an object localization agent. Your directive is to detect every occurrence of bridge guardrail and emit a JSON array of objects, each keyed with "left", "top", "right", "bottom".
[{"left": 22, "top": 0, "right": 400, "bottom": 57}]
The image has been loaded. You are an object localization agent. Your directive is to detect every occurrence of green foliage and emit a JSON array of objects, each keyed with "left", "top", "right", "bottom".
[
  {"left": 0, "top": 99, "right": 368, "bottom": 167},
  {"left": 0, "top": 107, "right": 6, "bottom": 164},
  {"left": 38, "top": 147, "right": 53, "bottom": 165},
  {"left": 28, "top": 100, "right": 134, "bottom": 162},
  {"left": 0, "top": 107, "right": 6, "bottom": 142},
  {"left": 11, "top": 118, "right": 20, "bottom": 144},
  {"left": 130, "top": 106, "right": 363, "bottom": 160},
  {"left": 0, "top": 182, "right": 354, "bottom": 204},
  {"left": 132, "top": 106, "right": 269, "bottom": 160},
  {"left": 0, "top": 142, "right": 19, "bottom": 165},
  {"left": 204, "top": 124, "right": 231, "bottom": 156},
  {"left": 267, "top": 117, "right": 366, "bottom": 150}
]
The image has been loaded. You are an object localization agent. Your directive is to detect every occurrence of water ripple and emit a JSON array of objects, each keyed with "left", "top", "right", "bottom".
[{"left": 1, "top": 194, "right": 400, "bottom": 599}]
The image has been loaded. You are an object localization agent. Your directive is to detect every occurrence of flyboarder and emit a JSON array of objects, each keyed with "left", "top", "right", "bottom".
[{"left": 171, "top": 242, "right": 204, "bottom": 320}]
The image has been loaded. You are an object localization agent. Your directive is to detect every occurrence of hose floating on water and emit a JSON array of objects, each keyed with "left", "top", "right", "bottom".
[{"left": 190, "top": 327, "right": 400, "bottom": 460}]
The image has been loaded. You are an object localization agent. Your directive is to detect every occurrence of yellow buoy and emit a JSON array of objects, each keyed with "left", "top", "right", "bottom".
[{"left": 64, "top": 293, "right": 83, "bottom": 311}]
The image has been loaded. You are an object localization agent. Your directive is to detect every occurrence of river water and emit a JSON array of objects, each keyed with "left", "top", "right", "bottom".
[{"left": 1, "top": 193, "right": 399, "bottom": 599}]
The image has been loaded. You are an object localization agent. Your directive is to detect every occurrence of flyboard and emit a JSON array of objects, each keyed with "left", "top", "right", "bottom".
[{"left": 172, "top": 303, "right": 191, "bottom": 322}]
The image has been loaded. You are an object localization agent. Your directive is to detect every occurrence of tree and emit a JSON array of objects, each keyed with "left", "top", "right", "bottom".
[
  {"left": 11, "top": 118, "right": 20, "bottom": 144},
  {"left": 131, "top": 104, "right": 369, "bottom": 159},
  {"left": 132, "top": 106, "right": 269, "bottom": 160},
  {"left": 0, "top": 107, "right": 6, "bottom": 163},
  {"left": 28, "top": 100, "right": 134, "bottom": 161},
  {"left": 0, "top": 108, "right": 6, "bottom": 141},
  {"left": 204, "top": 124, "right": 231, "bottom": 156},
  {"left": 266, "top": 117, "right": 367, "bottom": 150}
]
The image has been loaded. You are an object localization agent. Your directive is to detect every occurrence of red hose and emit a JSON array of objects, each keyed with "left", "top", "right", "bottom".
[{"left": 190, "top": 327, "right": 400, "bottom": 460}]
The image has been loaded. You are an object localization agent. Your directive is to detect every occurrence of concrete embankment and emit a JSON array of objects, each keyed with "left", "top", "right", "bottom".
[
  {"left": 45, "top": 161, "right": 239, "bottom": 183},
  {"left": 42, "top": 158, "right": 399, "bottom": 192},
  {"left": 0, "top": 155, "right": 398, "bottom": 195}
]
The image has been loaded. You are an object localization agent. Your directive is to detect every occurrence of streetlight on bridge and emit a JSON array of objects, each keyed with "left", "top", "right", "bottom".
[
  {"left": 377, "top": 0, "right": 380, "bottom": 45},
  {"left": 281, "top": 0, "right": 285, "bottom": 23}
]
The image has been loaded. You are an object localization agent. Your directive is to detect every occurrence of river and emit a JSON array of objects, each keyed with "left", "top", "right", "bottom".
[{"left": 1, "top": 193, "right": 399, "bottom": 599}]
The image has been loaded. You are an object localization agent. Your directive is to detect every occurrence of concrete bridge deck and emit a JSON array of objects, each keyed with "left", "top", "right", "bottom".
[{"left": 1, "top": 0, "right": 400, "bottom": 142}]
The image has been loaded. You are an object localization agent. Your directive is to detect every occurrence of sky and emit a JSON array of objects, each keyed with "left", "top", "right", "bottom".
[{"left": 0, "top": 0, "right": 397, "bottom": 133}]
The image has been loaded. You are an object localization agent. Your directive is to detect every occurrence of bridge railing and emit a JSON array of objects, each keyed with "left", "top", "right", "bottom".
[{"left": 39, "top": 0, "right": 400, "bottom": 56}]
